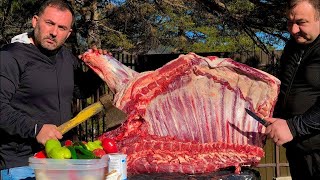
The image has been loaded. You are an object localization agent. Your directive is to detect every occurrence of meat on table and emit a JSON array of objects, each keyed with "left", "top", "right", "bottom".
[{"left": 81, "top": 51, "right": 280, "bottom": 174}]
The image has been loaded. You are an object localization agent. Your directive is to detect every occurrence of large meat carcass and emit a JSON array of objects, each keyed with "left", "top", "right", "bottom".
[{"left": 81, "top": 50, "right": 280, "bottom": 175}]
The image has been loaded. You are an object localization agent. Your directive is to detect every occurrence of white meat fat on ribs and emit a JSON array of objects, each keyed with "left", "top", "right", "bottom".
[{"left": 81, "top": 50, "right": 280, "bottom": 174}]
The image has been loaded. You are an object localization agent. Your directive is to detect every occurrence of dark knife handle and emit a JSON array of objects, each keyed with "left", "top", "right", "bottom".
[
  {"left": 245, "top": 108, "right": 271, "bottom": 127},
  {"left": 261, "top": 120, "right": 271, "bottom": 127}
]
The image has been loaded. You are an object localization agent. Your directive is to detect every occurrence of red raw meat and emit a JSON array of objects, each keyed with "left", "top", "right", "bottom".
[{"left": 81, "top": 51, "right": 280, "bottom": 174}]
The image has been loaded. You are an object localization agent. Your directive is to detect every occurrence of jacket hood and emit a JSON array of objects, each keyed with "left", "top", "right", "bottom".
[{"left": 11, "top": 32, "right": 32, "bottom": 44}]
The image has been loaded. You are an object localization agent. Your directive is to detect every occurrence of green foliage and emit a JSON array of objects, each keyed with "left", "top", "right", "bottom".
[
  {"left": 101, "top": 33, "right": 134, "bottom": 50},
  {"left": 0, "top": 0, "right": 288, "bottom": 54},
  {"left": 226, "top": 0, "right": 254, "bottom": 14},
  {"left": 1, "top": 0, "right": 35, "bottom": 44},
  {"left": 185, "top": 26, "right": 255, "bottom": 53}
]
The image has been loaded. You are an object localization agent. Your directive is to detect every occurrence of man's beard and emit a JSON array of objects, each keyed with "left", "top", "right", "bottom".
[
  {"left": 32, "top": 31, "right": 60, "bottom": 56},
  {"left": 32, "top": 30, "right": 61, "bottom": 56}
]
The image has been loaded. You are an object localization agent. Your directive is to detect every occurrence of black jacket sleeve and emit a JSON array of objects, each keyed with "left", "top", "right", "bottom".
[
  {"left": 0, "top": 50, "right": 42, "bottom": 138},
  {"left": 287, "top": 98, "right": 320, "bottom": 138}
]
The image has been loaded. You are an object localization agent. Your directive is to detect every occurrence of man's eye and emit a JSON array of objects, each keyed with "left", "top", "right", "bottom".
[
  {"left": 46, "top": 21, "right": 54, "bottom": 25},
  {"left": 59, "top": 27, "right": 67, "bottom": 31},
  {"left": 296, "top": 21, "right": 306, "bottom": 26}
]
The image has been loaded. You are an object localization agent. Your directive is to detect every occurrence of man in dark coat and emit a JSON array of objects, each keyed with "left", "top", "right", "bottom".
[
  {"left": 0, "top": 0, "right": 105, "bottom": 179},
  {"left": 265, "top": 0, "right": 320, "bottom": 179}
]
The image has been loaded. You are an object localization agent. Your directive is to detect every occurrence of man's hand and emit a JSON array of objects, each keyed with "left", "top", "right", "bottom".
[
  {"left": 78, "top": 45, "right": 112, "bottom": 59},
  {"left": 36, "top": 124, "right": 63, "bottom": 145},
  {"left": 264, "top": 117, "right": 293, "bottom": 146},
  {"left": 91, "top": 45, "right": 112, "bottom": 56}
]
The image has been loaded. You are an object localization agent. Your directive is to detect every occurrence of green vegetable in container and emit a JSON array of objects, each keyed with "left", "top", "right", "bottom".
[
  {"left": 73, "top": 141, "right": 88, "bottom": 149},
  {"left": 67, "top": 146, "right": 78, "bottom": 159},
  {"left": 48, "top": 147, "right": 71, "bottom": 159},
  {"left": 74, "top": 146, "right": 97, "bottom": 159},
  {"left": 45, "top": 139, "right": 61, "bottom": 155},
  {"left": 85, "top": 141, "right": 103, "bottom": 151}
]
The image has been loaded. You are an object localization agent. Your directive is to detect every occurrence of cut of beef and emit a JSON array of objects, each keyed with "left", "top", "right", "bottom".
[
  {"left": 81, "top": 51, "right": 280, "bottom": 174},
  {"left": 118, "top": 135, "right": 264, "bottom": 174}
]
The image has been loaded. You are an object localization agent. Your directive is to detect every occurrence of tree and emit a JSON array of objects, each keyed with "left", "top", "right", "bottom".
[
  {"left": 0, "top": 0, "right": 289, "bottom": 55},
  {"left": 0, "top": 0, "right": 41, "bottom": 45},
  {"left": 72, "top": 0, "right": 288, "bottom": 54},
  {"left": 193, "top": 0, "right": 288, "bottom": 55}
]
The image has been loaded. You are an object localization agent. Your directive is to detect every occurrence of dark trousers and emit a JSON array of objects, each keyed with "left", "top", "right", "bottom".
[{"left": 286, "top": 147, "right": 320, "bottom": 180}]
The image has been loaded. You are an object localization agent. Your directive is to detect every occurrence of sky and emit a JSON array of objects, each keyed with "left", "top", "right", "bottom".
[{"left": 256, "top": 32, "right": 289, "bottom": 50}]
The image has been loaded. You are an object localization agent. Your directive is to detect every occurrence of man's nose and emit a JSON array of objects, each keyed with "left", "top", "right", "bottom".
[
  {"left": 50, "top": 26, "right": 58, "bottom": 37},
  {"left": 290, "top": 24, "right": 300, "bottom": 34}
]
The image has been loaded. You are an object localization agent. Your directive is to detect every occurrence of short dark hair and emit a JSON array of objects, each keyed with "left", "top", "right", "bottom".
[
  {"left": 287, "top": 0, "right": 320, "bottom": 19},
  {"left": 37, "top": 0, "right": 75, "bottom": 26}
]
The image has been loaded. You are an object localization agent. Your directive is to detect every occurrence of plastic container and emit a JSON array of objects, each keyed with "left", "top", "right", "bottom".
[{"left": 29, "top": 156, "right": 107, "bottom": 180}]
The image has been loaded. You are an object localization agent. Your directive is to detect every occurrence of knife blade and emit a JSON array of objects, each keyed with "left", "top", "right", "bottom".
[{"left": 245, "top": 108, "right": 271, "bottom": 127}]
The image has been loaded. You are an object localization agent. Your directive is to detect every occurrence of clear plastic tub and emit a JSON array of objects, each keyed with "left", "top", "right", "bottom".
[{"left": 29, "top": 155, "right": 107, "bottom": 180}]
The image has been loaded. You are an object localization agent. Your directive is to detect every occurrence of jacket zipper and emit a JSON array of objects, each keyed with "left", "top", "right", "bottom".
[
  {"left": 55, "top": 65, "right": 62, "bottom": 125},
  {"left": 282, "top": 50, "right": 304, "bottom": 110}
]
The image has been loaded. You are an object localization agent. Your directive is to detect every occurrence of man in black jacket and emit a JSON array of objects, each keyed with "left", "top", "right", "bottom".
[
  {"left": 0, "top": 0, "right": 105, "bottom": 179},
  {"left": 264, "top": 0, "right": 320, "bottom": 179}
]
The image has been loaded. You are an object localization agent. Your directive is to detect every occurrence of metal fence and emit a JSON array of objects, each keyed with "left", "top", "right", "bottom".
[{"left": 74, "top": 50, "right": 290, "bottom": 179}]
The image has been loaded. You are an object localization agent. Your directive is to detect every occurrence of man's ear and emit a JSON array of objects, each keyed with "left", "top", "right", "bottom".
[
  {"left": 31, "top": 15, "right": 39, "bottom": 28},
  {"left": 66, "top": 29, "right": 73, "bottom": 39}
]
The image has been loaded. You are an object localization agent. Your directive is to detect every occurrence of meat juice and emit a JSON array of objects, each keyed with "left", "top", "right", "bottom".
[{"left": 107, "top": 153, "right": 127, "bottom": 180}]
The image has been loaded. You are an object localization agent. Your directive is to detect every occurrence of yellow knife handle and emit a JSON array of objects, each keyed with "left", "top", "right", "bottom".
[{"left": 57, "top": 102, "right": 104, "bottom": 135}]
